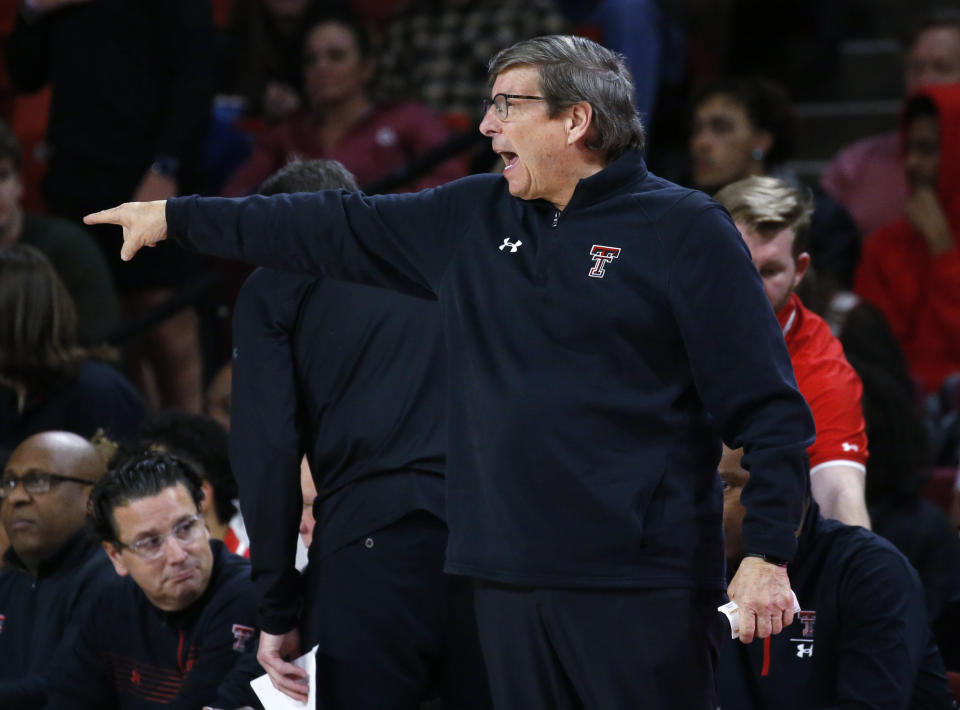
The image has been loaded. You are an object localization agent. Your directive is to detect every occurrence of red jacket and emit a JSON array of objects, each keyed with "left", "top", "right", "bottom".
[{"left": 855, "top": 84, "right": 960, "bottom": 393}]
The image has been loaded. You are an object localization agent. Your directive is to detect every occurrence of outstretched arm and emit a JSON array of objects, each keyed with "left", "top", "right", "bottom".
[
  {"left": 86, "top": 181, "right": 476, "bottom": 300},
  {"left": 85, "top": 200, "right": 169, "bottom": 262}
]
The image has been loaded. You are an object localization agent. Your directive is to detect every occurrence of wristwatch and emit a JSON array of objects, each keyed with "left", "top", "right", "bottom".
[{"left": 743, "top": 551, "right": 789, "bottom": 567}]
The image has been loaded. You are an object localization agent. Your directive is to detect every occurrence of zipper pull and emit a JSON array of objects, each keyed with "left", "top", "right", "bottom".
[{"left": 552, "top": 210, "right": 560, "bottom": 228}]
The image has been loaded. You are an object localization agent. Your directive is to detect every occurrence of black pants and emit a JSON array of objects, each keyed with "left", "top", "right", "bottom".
[
  {"left": 300, "top": 512, "right": 491, "bottom": 710},
  {"left": 473, "top": 581, "right": 724, "bottom": 710}
]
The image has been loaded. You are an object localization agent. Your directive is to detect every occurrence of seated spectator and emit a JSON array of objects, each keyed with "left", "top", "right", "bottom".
[
  {"left": 714, "top": 176, "right": 870, "bottom": 527},
  {"left": 0, "top": 431, "right": 115, "bottom": 709},
  {"left": 217, "top": 0, "right": 326, "bottom": 124},
  {"left": 822, "top": 8, "right": 960, "bottom": 238},
  {"left": 0, "top": 120, "right": 118, "bottom": 345},
  {"left": 223, "top": 12, "right": 466, "bottom": 196},
  {"left": 6, "top": 0, "right": 214, "bottom": 415},
  {"left": 717, "top": 445, "right": 955, "bottom": 710},
  {"left": 840, "top": 302, "right": 960, "bottom": 671},
  {"left": 374, "top": 0, "right": 568, "bottom": 121},
  {"left": 0, "top": 245, "right": 144, "bottom": 451},
  {"left": 46, "top": 452, "right": 259, "bottom": 709},
  {"left": 129, "top": 411, "right": 245, "bottom": 554},
  {"left": 855, "top": 84, "right": 960, "bottom": 395},
  {"left": 689, "top": 77, "right": 861, "bottom": 305}
]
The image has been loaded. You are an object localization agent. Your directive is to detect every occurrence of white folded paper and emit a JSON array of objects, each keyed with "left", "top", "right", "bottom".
[
  {"left": 250, "top": 645, "right": 319, "bottom": 710},
  {"left": 717, "top": 593, "right": 801, "bottom": 639}
]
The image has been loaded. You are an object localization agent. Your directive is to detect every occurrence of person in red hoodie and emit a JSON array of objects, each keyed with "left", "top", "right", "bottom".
[{"left": 855, "top": 83, "right": 960, "bottom": 395}]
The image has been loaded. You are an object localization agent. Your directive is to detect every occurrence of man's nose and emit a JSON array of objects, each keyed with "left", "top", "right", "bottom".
[
  {"left": 479, "top": 110, "right": 500, "bottom": 137},
  {"left": 690, "top": 130, "right": 709, "bottom": 153},
  {"left": 163, "top": 535, "right": 190, "bottom": 563}
]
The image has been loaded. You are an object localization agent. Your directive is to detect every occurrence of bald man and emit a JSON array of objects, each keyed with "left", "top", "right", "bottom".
[{"left": 0, "top": 431, "right": 117, "bottom": 709}]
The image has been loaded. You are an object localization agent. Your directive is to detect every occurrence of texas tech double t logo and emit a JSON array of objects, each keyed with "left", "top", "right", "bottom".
[{"left": 588, "top": 245, "right": 621, "bottom": 278}]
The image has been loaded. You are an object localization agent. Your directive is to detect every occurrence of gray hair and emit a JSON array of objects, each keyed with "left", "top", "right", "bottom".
[
  {"left": 714, "top": 176, "right": 813, "bottom": 257},
  {"left": 488, "top": 35, "right": 645, "bottom": 161},
  {"left": 258, "top": 158, "right": 358, "bottom": 195}
]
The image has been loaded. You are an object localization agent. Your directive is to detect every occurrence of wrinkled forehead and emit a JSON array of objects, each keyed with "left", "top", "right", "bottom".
[{"left": 490, "top": 64, "right": 542, "bottom": 95}]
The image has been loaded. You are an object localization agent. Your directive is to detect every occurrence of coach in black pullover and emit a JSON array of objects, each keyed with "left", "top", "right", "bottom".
[
  {"left": 46, "top": 455, "right": 259, "bottom": 710},
  {"left": 0, "top": 431, "right": 114, "bottom": 709},
  {"left": 47, "top": 540, "right": 258, "bottom": 709},
  {"left": 90, "top": 35, "right": 815, "bottom": 709}
]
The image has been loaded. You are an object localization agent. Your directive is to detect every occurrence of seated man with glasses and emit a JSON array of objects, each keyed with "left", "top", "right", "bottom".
[
  {"left": 45, "top": 452, "right": 260, "bottom": 710},
  {"left": 0, "top": 430, "right": 115, "bottom": 709}
]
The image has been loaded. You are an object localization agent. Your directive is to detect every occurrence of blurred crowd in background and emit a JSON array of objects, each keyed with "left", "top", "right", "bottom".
[{"left": 1, "top": 0, "right": 960, "bottom": 703}]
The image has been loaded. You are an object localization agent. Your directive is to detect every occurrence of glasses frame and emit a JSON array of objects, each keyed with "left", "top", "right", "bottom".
[
  {"left": 0, "top": 470, "right": 94, "bottom": 498},
  {"left": 481, "top": 93, "right": 545, "bottom": 121},
  {"left": 115, "top": 513, "right": 206, "bottom": 561}
]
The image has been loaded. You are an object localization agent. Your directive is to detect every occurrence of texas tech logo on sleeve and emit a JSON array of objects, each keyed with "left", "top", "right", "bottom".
[
  {"left": 588, "top": 245, "right": 621, "bottom": 278},
  {"left": 231, "top": 624, "right": 255, "bottom": 652},
  {"left": 0, "top": 613, "right": 5, "bottom": 635}
]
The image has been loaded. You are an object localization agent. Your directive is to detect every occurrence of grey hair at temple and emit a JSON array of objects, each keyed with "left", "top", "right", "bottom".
[{"left": 488, "top": 35, "right": 646, "bottom": 161}]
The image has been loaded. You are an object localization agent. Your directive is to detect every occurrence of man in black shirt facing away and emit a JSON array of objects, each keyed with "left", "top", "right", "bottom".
[
  {"left": 231, "top": 158, "right": 489, "bottom": 708},
  {"left": 46, "top": 452, "right": 259, "bottom": 710},
  {"left": 0, "top": 430, "right": 114, "bottom": 709}
]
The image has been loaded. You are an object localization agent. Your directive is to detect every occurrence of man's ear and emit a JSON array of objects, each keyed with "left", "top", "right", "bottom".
[
  {"left": 753, "top": 129, "right": 774, "bottom": 158},
  {"left": 199, "top": 480, "right": 214, "bottom": 515},
  {"left": 565, "top": 101, "right": 594, "bottom": 146},
  {"left": 103, "top": 541, "right": 129, "bottom": 577},
  {"left": 794, "top": 251, "right": 811, "bottom": 288}
]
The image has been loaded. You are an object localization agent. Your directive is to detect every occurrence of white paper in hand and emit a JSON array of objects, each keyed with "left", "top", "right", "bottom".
[
  {"left": 250, "top": 645, "right": 318, "bottom": 710},
  {"left": 718, "top": 593, "right": 801, "bottom": 639}
]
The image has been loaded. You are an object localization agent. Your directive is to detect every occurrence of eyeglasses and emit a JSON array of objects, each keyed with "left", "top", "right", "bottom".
[
  {"left": 481, "top": 93, "right": 545, "bottom": 121},
  {"left": 115, "top": 514, "right": 206, "bottom": 560},
  {"left": 0, "top": 470, "right": 94, "bottom": 498}
]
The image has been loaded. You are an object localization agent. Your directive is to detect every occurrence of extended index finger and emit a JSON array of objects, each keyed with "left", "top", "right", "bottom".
[{"left": 83, "top": 205, "right": 127, "bottom": 227}]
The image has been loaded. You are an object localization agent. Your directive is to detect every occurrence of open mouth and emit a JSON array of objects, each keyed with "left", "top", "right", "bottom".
[{"left": 501, "top": 152, "right": 519, "bottom": 170}]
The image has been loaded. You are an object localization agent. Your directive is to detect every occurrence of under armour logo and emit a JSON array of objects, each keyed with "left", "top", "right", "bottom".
[
  {"left": 796, "top": 643, "right": 814, "bottom": 658},
  {"left": 232, "top": 624, "right": 255, "bottom": 652},
  {"left": 499, "top": 238, "right": 522, "bottom": 253},
  {"left": 130, "top": 669, "right": 142, "bottom": 685},
  {"left": 841, "top": 442, "right": 859, "bottom": 452},
  {"left": 588, "top": 245, "right": 621, "bottom": 278}
]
